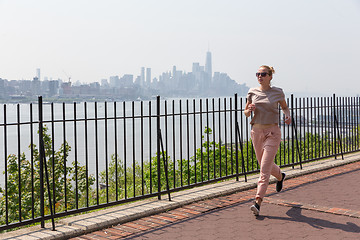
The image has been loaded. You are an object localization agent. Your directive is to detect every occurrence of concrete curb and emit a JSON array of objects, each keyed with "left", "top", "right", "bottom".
[{"left": 2, "top": 152, "right": 360, "bottom": 240}]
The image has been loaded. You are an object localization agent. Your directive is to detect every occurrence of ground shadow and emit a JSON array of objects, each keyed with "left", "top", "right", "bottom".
[
  {"left": 256, "top": 204, "right": 360, "bottom": 233},
  {"left": 270, "top": 168, "right": 360, "bottom": 195}
]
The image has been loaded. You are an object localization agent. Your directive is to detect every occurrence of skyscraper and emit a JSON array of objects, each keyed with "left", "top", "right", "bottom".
[
  {"left": 141, "top": 67, "right": 145, "bottom": 86},
  {"left": 36, "top": 68, "right": 41, "bottom": 81},
  {"left": 192, "top": 63, "right": 200, "bottom": 73},
  {"left": 205, "top": 51, "right": 212, "bottom": 82},
  {"left": 146, "top": 68, "right": 151, "bottom": 85}
]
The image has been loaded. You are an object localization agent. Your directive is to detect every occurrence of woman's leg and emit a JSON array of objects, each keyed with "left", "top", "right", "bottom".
[
  {"left": 252, "top": 127, "right": 282, "bottom": 201},
  {"left": 255, "top": 144, "right": 281, "bottom": 200},
  {"left": 250, "top": 129, "right": 265, "bottom": 203}
]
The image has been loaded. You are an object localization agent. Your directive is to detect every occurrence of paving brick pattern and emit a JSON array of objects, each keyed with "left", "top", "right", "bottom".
[{"left": 70, "top": 161, "right": 360, "bottom": 240}]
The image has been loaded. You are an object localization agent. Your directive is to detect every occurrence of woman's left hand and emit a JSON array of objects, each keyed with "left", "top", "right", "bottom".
[{"left": 285, "top": 116, "right": 291, "bottom": 125}]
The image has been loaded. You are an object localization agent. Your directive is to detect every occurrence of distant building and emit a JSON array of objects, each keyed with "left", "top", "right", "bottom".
[
  {"left": 0, "top": 78, "right": 5, "bottom": 97},
  {"left": 205, "top": 51, "right": 212, "bottom": 82},
  {"left": 109, "top": 76, "right": 120, "bottom": 88},
  {"left": 134, "top": 76, "right": 141, "bottom": 85},
  {"left": 101, "top": 79, "right": 109, "bottom": 87},
  {"left": 32, "top": 77, "right": 41, "bottom": 95},
  {"left": 146, "top": 68, "right": 151, "bottom": 85},
  {"left": 48, "top": 80, "right": 59, "bottom": 96},
  {"left": 141, "top": 67, "right": 145, "bottom": 86},
  {"left": 120, "top": 74, "right": 133, "bottom": 87},
  {"left": 192, "top": 62, "right": 200, "bottom": 73},
  {"left": 61, "top": 82, "right": 72, "bottom": 95},
  {"left": 36, "top": 68, "right": 41, "bottom": 81}
]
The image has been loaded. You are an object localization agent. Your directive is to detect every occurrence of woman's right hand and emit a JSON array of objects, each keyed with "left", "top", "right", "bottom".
[
  {"left": 248, "top": 103, "right": 256, "bottom": 112},
  {"left": 244, "top": 102, "right": 255, "bottom": 117}
]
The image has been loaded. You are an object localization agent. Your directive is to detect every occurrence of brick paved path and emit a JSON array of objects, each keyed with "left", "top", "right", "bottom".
[{"left": 71, "top": 162, "right": 360, "bottom": 240}]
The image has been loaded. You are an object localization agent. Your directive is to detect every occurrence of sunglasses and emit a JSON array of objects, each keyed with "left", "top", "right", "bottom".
[{"left": 256, "top": 72, "right": 268, "bottom": 77}]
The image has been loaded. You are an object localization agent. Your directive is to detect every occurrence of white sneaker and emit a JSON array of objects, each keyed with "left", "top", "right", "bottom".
[{"left": 250, "top": 202, "right": 260, "bottom": 216}]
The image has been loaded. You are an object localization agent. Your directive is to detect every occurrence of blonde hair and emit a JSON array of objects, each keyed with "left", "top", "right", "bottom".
[{"left": 259, "top": 65, "right": 275, "bottom": 77}]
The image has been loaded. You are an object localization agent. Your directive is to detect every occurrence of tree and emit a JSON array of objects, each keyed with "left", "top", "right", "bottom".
[{"left": 0, "top": 126, "right": 95, "bottom": 225}]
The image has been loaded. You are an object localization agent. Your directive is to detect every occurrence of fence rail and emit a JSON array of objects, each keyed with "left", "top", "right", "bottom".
[{"left": 0, "top": 94, "right": 359, "bottom": 231}]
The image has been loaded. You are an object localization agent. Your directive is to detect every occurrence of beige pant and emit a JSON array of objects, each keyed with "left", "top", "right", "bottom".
[{"left": 251, "top": 125, "right": 282, "bottom": 200}]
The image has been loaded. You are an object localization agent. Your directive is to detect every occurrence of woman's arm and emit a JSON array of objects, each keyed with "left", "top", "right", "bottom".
[
  {"left": 244, "top": 101, "right": 255, "bottom": 117},
  {"left": 279, "top": 99, "right": 291, "bottom": 125}
]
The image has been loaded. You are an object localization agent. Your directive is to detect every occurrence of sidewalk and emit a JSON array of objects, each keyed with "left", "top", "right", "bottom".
[
  {"left": 100, "top": 162, "right": 359, "bottom": 240},
  {"left": 2, "top": 153, "right": 360, "bottom": 240}
]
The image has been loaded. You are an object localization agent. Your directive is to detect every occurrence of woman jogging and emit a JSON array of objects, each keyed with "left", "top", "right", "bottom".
[{"left": 244, "top": 65, "right": 291, "bottom": 216}]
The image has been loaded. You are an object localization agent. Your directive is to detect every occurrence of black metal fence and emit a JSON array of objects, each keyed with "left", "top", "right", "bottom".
[{"left": 0, "top": 94, "right": 359, "bottom": 231}]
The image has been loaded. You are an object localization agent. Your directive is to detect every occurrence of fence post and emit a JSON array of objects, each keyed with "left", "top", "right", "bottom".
[
  {"left": 158, "top": 129, "right": 171, "bottom": 201},
  {"left": 333, "top": 94, "right": 344, "bottom": 160},
  {"left": 291, "top": 94, "right": 295, "bottom": 168},
  {"left": 291, "top": 95, "right": 303, "bottom": 169},
  {"left": 38, "top": 96, "right": 56, "bottom": 230},
  {"left": 4, "top": 105, "right": 8, "bottom": 225},
  {"left": 156, "top": 96, "right": 161, "bottom": 200},
  {"left": 333, "top": 94, "right": 337, "bottom": 159},
  {"left": 234, "top": 94, "right": 239, "bottom": 181},
  {"left": 38, "top": 96, "right": 45, "bottom": 228}
]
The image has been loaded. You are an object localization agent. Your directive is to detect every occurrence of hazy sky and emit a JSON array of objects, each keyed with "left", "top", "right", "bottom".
[{"left": 1, "top": 0, "right": 359, "bottom": 96}]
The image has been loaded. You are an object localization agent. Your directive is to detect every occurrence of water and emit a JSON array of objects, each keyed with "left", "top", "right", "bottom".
[
  {"left": 0, "top": 97, "right": 243, "bottom": 186},
  {"left": 0, "top": 96, "right": 356, "bottom": 187}
]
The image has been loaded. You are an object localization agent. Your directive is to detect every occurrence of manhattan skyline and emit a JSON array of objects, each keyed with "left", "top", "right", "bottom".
[
  {"left": 0, "top": 0, "right": 359, "bottom": 96},
  {"left": 0, "top": 50, "right": 250, "bottom": 101}
]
